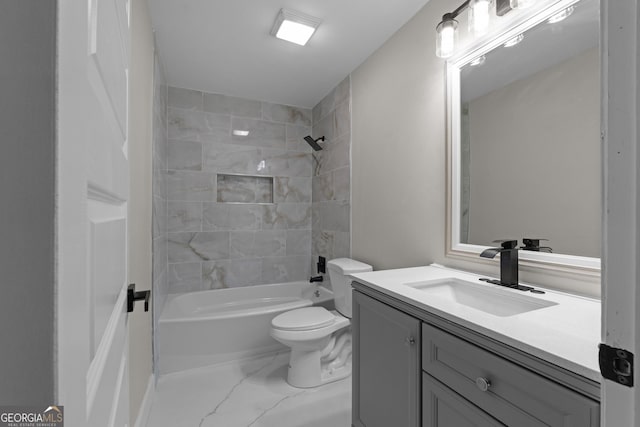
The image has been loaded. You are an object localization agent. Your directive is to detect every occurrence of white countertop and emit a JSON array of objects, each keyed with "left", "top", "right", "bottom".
[{"left": 350, "top": 264, "right": 602, "bottom": 382}]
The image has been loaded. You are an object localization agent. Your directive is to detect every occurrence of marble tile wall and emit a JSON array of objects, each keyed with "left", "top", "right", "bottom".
[
  {"left": 152, "top": 53, "right": 169, "bottom": 374},
  {"left": 165, "top": 87, "right": 313, "bottom": 292},
  {"left": 311, "top": 76, "right": 352, "bottom": 287}
]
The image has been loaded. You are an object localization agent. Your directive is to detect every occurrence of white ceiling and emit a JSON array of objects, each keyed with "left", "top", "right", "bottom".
[{"left": 147, "top": 0, "right": 431, "bottom": 109}]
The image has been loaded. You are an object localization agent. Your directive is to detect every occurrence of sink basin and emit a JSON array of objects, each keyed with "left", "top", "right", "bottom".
[{"left": 404, "top": 278, "right": 558, "bottom": 317}]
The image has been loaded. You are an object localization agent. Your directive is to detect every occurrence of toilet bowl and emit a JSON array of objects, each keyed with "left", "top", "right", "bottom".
[{"left": 270, "top": 258, "right": 373, "bottom": 388}]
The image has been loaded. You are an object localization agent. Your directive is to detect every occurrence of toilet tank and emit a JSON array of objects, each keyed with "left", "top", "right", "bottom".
[{"left": 327, "top": 258, "right": 372, "bottom": 318}]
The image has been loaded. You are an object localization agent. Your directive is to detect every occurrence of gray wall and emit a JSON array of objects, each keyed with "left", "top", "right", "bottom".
[
  {"left": 351, "top": 0, "right": 444, "bottom": 272},
  {"left": 0, "top": 0, "right": 56, "bottom": 404},
  {"left": 152, "top": 53, "right": 169, "bottom": 375},
  {"left": 128, "top": 0, "right": 154, "bottom": 422}
]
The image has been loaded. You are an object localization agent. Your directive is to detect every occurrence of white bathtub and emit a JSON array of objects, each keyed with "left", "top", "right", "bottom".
[{"left": 158, "top": 282, "right": 333, "bottom": 375}]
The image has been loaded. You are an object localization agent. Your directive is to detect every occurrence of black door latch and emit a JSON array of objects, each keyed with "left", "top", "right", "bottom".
[
  {"left": 127, "top": 283, "right": 151, "bottom": 313},
  {"left": 599, "top": 343, "right": 634, "bottom": 387}
]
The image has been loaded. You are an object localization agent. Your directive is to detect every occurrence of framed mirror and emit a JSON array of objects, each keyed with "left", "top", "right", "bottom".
[{"left": 446, "top": 0, "right": 601, "bottom": 275}]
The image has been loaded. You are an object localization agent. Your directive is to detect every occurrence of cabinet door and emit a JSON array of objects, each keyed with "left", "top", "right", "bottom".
[
  {"left": 423, "top": 373, "right": 506, "bottom": 427},
  {"left": 353, "top": 291, "right": 420, "bottom": 427}
]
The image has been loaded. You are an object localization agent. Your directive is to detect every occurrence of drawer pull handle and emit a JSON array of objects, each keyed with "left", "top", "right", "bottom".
[
  {"left": 476, "top": 377, "right": 491, "bottom": 392},
  {"left": 405, "top": 337, "right": 416, "bottom": 346}
]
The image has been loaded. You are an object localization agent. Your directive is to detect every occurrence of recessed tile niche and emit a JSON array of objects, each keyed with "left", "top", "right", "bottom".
[{"left": 217, "top": 173, "right": 274, "bottom": 204}]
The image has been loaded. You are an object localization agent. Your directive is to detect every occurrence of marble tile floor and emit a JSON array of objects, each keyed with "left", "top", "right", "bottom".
[{"left": 146, "top": 352, "right": 351, "bottom": 427}]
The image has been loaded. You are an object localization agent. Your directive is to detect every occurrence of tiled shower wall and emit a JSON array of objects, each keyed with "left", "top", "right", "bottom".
[
  {"left": 311, "top": 76, "right": 352, "bottom": 285},
  {"left": 152, "top": 53, "right": 168, "bottom": 370},
  {"left": 165, "top": 87, "right": 314, "bottom": 291}
]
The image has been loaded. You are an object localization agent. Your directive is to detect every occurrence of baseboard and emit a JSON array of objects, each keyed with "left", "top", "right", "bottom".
[{"left": 134, "top": 374, "right": 155, "bottom": 427}]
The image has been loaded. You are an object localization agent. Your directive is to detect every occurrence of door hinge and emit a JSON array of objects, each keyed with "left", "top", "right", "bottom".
[{"left": 599, "top": 344, "right": 634, "bottom": 387}]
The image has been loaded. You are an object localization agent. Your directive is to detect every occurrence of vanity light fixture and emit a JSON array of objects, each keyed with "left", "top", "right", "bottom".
[
  {"left": 469, "top": 0, "right": 491, "bottom": 36},
  {"left": 436, "top": 13, "right": 459, "bottom": 58},
  {"left": 548, "top": 5, "right": 575, "bottom": 23},
  {"left": 270, "top": 8, "right": 321, "bottom": 46},
  {"left": 503, "top": 33, "right": 524, "bottom": 47},
  {"left": 436, "top": 0, "right": 514, "bottom": 58}
]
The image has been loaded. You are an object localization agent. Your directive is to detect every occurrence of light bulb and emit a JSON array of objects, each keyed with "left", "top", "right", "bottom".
[
  {"left": 436, "top": 17, "right": 458, "bottom": 58},
  {"left": 510, "top": 0, "right": 536, "bottom": 9},
  {"left": 469, "top": 0, "right": 491, "bottom": 36}
]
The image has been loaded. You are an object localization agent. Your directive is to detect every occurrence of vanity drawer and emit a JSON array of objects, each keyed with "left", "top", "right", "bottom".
[
  {"left": 421, "top": 323, "right": 599, "bottom": 427},
  {"left": 423, "top": 373, "right": 506, "bottom": 427}
]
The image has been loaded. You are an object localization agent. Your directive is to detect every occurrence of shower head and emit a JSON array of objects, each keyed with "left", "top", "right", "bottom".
[{"left": 304, "top": 135, "right": 325, "bottom": 151}]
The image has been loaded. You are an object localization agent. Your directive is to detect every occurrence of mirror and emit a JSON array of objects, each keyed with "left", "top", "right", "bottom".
[{"left": 447, "top": 0, "right": 600, "bottom": 272}]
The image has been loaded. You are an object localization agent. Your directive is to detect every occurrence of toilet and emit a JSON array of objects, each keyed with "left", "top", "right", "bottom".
[{"left": 270, "top": 258, "right": 373, "bottom": 388}]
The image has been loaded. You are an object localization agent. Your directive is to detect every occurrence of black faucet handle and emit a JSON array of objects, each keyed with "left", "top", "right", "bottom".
[
  {"left": 522, "top": 238, "right": 548, "bottom": 247},
  {"left": 492, "top": 239, "right": 518, "bottom": 250},
  {"left": 522, "top": 238, "right": 552, "bottom": 252}
]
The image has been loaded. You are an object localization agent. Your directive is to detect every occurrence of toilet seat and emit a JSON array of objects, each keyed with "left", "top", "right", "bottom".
[
  {"left": 272, "top": 307, "right": 336, "bottom": 331},
  {"left": 271, "top": 308, "right": 350, "bottom": 342}
]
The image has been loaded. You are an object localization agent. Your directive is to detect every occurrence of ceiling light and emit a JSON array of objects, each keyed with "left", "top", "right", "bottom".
[
  {"left": 233, "top": 130, "right": 250, "bottom": 136},
  {"left": 271, "top": 9, "right": 321, "bottom": 46},
  {"left": 503, "top": 34, "right": 524, "bottom": 47},
  {"left": 548, "top": 6, "right": 575, "bottom": 24}
]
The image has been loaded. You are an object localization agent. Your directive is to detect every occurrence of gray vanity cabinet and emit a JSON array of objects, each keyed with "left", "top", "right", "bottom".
[
  {"left": 352, "top": 291, "right": 420, "bottom": 427},
  {"left": 352, "top": 287, "right": 600, "bottom": 427},
  {"left": 422, "top": 323, "right": 599, "bottom": 426}
]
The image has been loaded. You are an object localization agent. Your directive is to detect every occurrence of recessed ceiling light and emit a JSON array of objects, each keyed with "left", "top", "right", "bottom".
[{"left": 270, "top": 8, "right": 321, "bottom": 46}]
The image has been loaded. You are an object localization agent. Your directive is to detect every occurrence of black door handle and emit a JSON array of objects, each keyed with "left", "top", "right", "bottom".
[{"left": 127, "top": 283, "right": 151, "bottom": 313}]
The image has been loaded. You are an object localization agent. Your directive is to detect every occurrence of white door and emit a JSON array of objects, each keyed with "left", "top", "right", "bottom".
[
  {"left": 602, "top": 0, "right": 639, "bottom": 426},
  {"left": 57, "top": 0, "right": 132, "bottom": 425}
]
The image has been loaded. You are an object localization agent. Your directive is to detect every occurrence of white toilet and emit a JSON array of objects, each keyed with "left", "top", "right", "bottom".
[{"left": 270, "top": 258, "right": 373, "bottom": 388}]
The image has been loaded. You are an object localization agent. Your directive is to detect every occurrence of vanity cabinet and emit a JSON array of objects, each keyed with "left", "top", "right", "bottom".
[
  {"left": 352, "top": 287, "right": 600, "bottom": 427},
  {"left": 352, "top": 290, "right": 420, "bottom": 427}
]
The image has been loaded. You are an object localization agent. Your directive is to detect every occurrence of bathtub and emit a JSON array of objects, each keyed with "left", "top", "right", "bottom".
[{"left": 158, "top": 282, "right": 333, "bottom": 375}]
